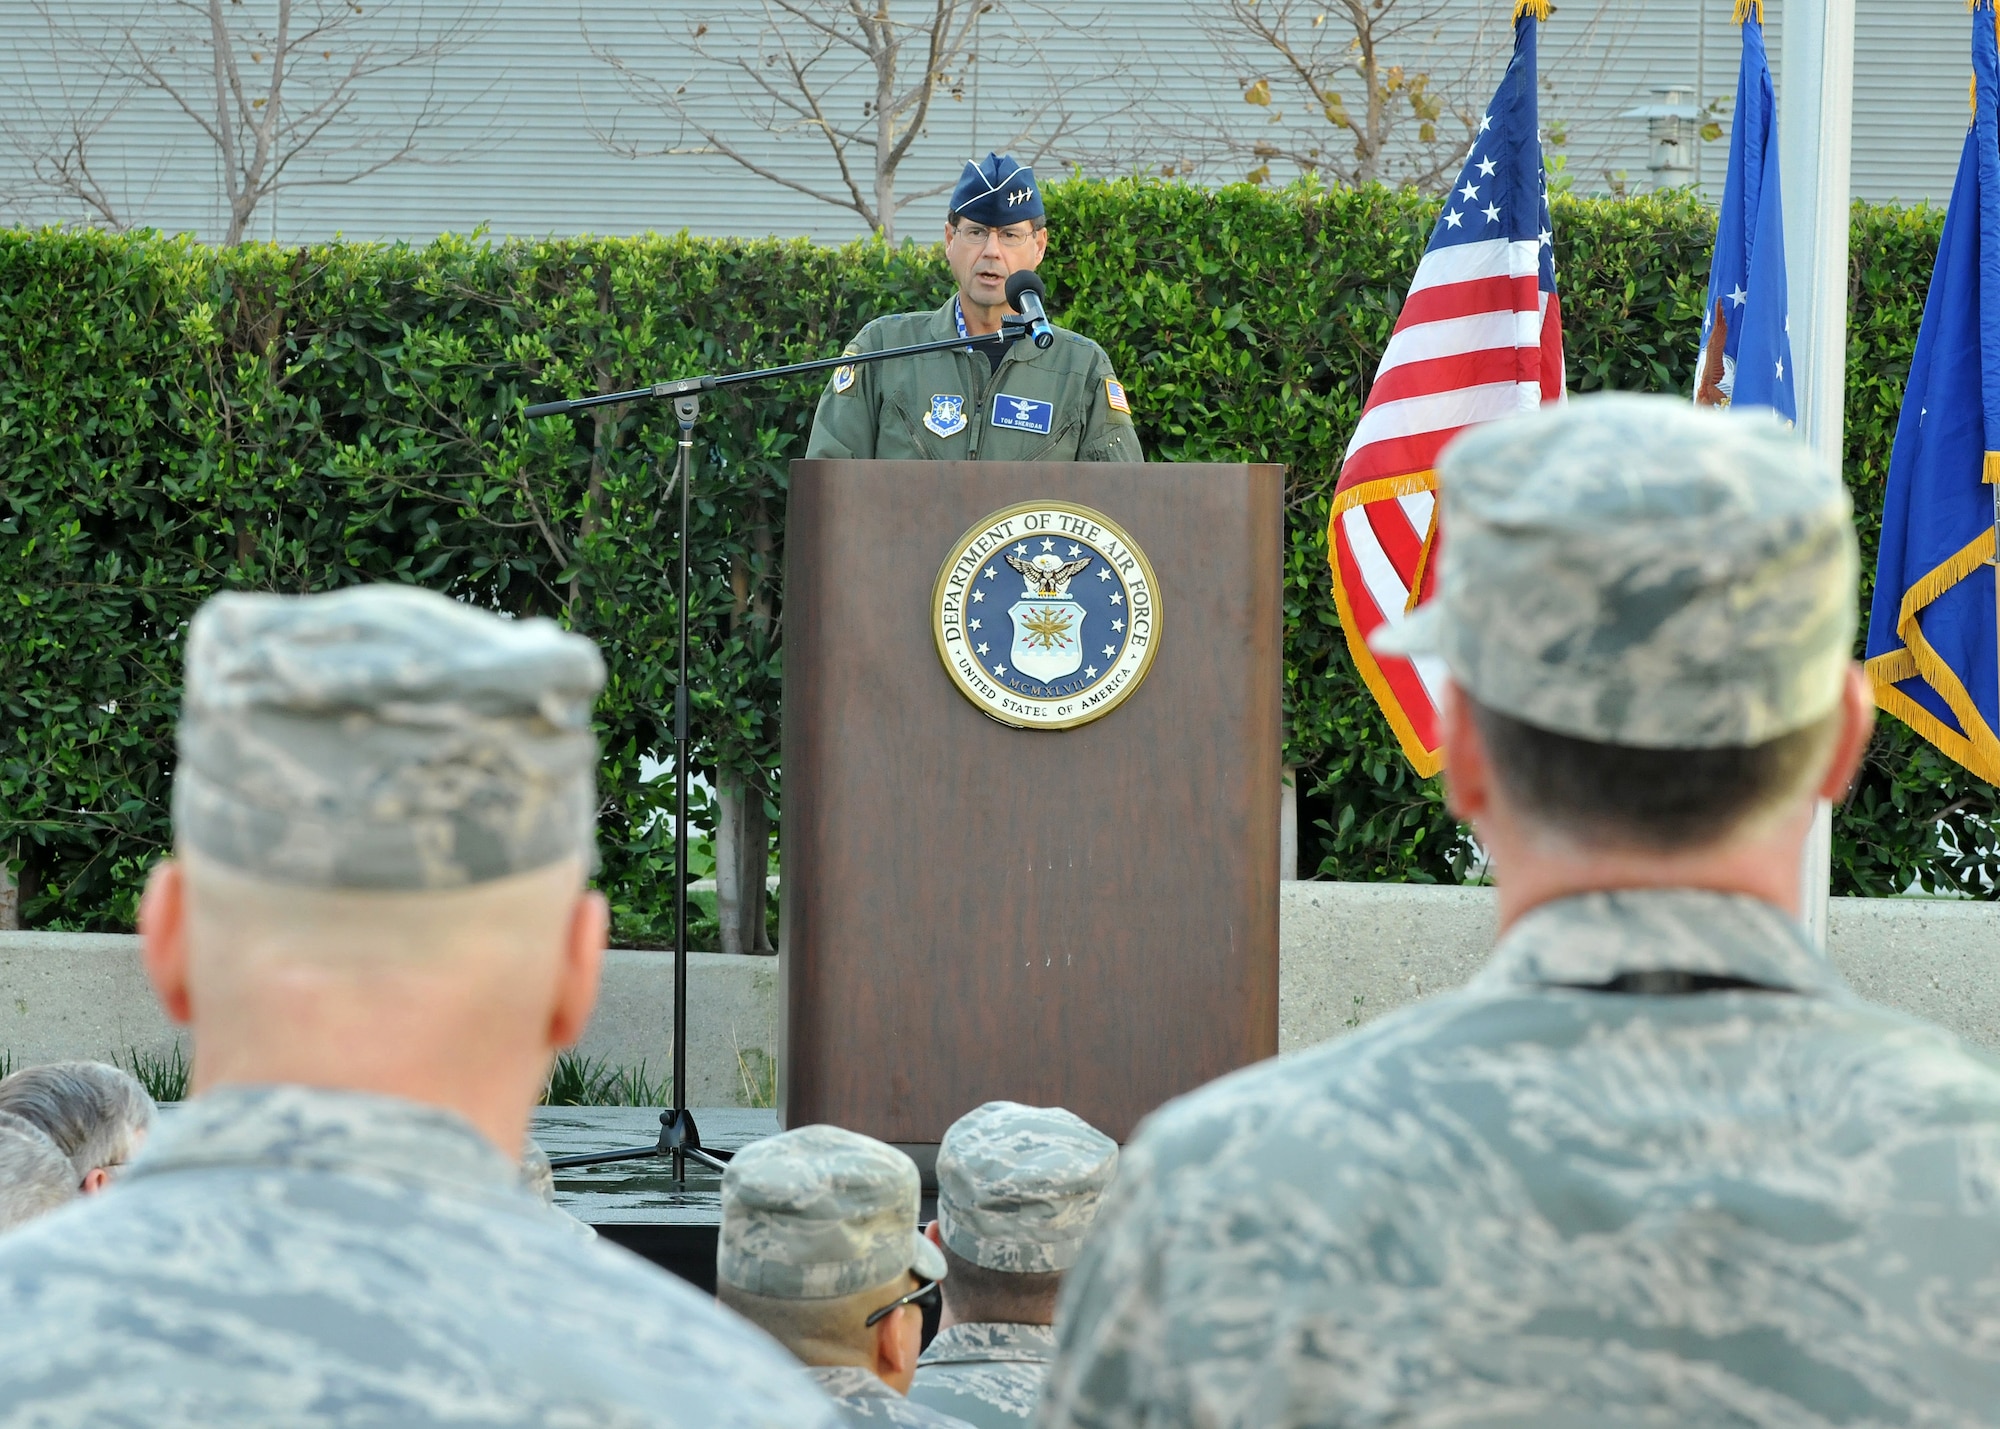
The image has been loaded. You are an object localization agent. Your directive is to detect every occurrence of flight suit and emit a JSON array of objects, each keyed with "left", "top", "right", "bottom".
[{"left": 805, "top": 298, "right": 1143, "bottom": 463}]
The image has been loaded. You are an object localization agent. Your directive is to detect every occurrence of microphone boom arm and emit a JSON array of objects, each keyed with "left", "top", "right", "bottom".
[{"left": 521, "top": 323, "right": 1028, "bottom": 420}]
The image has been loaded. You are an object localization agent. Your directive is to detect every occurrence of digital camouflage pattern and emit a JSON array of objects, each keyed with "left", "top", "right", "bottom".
[
  {"left": 1373, "top": 394, "right": 1857, "bottom": 749},
  {"left": 936, "top": 1101, "right": 1117, "bottom": 1274},
  {"left": 809, "top": 1366, "right": 978, "bottom": 1429},
  {"left": 720, "top": 1125, "right": 947, "bottom": 1299},
  {"left": 0, "top": 1085, "right": 843, "bottom": 1428},
  {"left": 174, "top": 583, "right": 605, "bottom": 890},
  {"left": 1041, "top": 889, "right": 2000, "bottom": 1428},
  {"left": 910, "top": 1322, "right": 1056, "bottom": 1428},
  {"left": 804, "top": 299, "right": 1142, "bottom": 464}
]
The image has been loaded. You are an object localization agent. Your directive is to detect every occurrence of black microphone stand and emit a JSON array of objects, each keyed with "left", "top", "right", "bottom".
[{"left": 529, "top": 319, "right": 1028, "bottom": 1183}]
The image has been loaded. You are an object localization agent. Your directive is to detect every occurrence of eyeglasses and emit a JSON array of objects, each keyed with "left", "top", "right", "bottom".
[
  {"left": 864, "top": 1277, "right": 941, "bottom": 1328},
  {"left": 951, "top": 223, "right": 1037, "bottom": 249}
]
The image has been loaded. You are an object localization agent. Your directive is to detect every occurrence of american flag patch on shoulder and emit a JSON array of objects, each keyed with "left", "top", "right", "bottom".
[{"left": 1104, "top": 377, "right": 1131, "bottom": 414}]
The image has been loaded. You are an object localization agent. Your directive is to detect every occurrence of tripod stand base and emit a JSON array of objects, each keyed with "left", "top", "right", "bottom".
[{"left": 545, "top": 1106, "right": 736, "bottom": 1178}]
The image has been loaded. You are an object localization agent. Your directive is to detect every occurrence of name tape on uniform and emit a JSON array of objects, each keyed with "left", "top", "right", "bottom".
[{"left": 991, "top": 394, "right": 1054, "bottom": 435}]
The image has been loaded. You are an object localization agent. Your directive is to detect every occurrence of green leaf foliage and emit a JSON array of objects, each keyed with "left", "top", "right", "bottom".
[{"left": 0, "top": 181, "right": 1989, "bottom": 932}]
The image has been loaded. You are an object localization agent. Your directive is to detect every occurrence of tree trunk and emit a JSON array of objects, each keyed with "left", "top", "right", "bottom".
[{"left": 714, "top": 770, "right": 773, "bottom": 956}]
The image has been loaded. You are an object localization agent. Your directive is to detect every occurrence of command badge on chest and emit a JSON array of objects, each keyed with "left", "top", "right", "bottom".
[
  {"left": 924, "top": 394, "right": 968, "bottom": 438},
  {"left": 932, "top": 501, "right": 1160, "bottom": 729}
]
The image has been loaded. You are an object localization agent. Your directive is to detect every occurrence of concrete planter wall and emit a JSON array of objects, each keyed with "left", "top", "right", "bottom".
[{"left": 4, "top": 884, "right": 1995, "bottom": 1106}]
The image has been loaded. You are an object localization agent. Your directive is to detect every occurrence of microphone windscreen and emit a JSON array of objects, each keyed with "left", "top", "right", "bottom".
[{"left": 1005, "top": 269, "right": 1049, "bottom": 307}]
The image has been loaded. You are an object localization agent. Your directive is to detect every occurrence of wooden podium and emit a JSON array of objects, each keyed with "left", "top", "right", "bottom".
[{"left": 780, "top": 461, "right": 1281, "bottom": 1145}]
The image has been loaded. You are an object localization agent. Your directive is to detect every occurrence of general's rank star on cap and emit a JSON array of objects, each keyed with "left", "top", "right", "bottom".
[{"left": 951, "top": 153, "right": 1043, "bottom": 227}]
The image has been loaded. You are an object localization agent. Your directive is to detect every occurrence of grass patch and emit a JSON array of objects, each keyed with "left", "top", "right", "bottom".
[
  {"left": 541, "top": 1051, "right": 668, "bottom": 1107},
  {"left": 122, "top": 1044, "right": 190, "bottom": 1102}
]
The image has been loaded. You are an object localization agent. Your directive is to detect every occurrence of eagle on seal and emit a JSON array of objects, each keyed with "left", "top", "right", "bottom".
[{"left": 1005, "top": 552, "right": 1092, "bottom": 597}]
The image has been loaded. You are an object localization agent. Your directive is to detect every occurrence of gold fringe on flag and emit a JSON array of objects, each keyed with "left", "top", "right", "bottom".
[
  {"left": 1733, "top": 0, "right": 1763, "bottom": 22},
  {"left": 1513, "top": 0, "right": 1550, "bottom": 20},
  {"left": 1984, "top": 451, "right": 2000, "bottom": 484}
]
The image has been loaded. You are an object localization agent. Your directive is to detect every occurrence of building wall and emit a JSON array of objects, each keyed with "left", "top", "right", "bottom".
[{"left": 0, "top": 1, "right": 1971, "bottom": 247}]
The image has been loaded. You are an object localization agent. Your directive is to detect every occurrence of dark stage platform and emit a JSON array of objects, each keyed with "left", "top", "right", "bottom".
[{"left": 537, "top": 1106, "right": 778, "bottom": 1290}]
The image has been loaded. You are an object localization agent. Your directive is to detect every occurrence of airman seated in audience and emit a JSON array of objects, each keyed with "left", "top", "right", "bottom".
[
  {"left": 717, "top": 1124, "right": 974, "bottom": 1429},
  {"left": 0, "top": 583, "right": 841, "bottom": 1429},
  {"left": 0, "top": 1060, "right": 155, "bottom": 1194},
  {"left": 0, "top": 1110, "right": 74, "bottom": 1232},
  {"left": 1041, "top": 396, "right": 2000, "bottom": 1427},
  {"left": 908, "top": 1102, "right": 1116, "bottom": 1428}
]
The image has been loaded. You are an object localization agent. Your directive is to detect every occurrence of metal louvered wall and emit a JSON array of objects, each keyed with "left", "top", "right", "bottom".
[{"left": 0, "top": 1, "right": 1974, "bottom": 245}]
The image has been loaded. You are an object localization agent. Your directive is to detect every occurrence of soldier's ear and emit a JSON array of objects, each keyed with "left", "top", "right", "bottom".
[
  {"left": 1440, "top": 682, "right": 1490, "bottom": 825},
  {"left": 1815, "top": 665, "right": 1875, "bottom": 805},
  {"left": 546, "top": 889, "right": 608, "bottom": 1050},
  {"left": 138, "top": 859, "right": 194, "bottom": 1026}
]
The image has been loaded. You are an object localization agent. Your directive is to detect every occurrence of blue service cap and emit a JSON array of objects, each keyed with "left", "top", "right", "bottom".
[{"left": 950, "top": 153, "right": 1043, "bottom": 227}]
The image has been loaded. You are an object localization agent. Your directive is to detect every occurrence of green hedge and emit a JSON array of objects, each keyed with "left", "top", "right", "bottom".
[{"left": 1, "top": 179, "right": 1993, "bottom": 935}]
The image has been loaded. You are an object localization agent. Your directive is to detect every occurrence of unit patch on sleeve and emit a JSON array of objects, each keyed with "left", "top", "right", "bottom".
[
  {"left": 832, "top": 345, "right": 859, "bottom": 394},
  {"left": 992, "top": 394, "right": 1055, "bottom": 435},
  {"left": 1104, "top": 377, "right": 1131, "bottom": 415}
]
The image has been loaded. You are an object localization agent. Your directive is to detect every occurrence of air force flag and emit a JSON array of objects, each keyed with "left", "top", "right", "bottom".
[
  {"left": 1864, "top": 1, "right": 2000, "bottom": 783},
  {"left": 1694, "top": 0, "right": 1794, "bottom": 420}
]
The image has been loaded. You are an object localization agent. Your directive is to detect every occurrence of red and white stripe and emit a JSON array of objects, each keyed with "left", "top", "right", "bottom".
[{"left": 1329, "top": 236, "right": 1565, "bottom": 775}]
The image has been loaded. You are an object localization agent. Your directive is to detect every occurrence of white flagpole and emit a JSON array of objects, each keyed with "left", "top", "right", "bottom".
[{"left": 1780, "top": 0, "right": 1856, "bottom": 947}]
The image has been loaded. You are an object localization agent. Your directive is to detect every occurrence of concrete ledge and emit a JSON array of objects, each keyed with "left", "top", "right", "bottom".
[
  {"left": 6, "top": 887, "right": 1998, "bottom": 1099},
  {"left": 1276, "top": 886, "right": 2000, "bottom": 1053},
  {"left": 0, "top": 937, "right": 782, "bottom": 1107}
]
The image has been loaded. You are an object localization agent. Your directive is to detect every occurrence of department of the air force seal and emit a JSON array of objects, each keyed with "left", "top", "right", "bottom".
[{"left": 932, "top": 501, "right": 1160, "bottom": 729}]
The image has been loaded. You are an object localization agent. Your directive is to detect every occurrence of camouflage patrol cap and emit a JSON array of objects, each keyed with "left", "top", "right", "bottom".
[
  {"left": 173, "top": 584, "right": 606, "bottom": 890},
  {"left": 936, "top": 1101, "right": 1118, "bottom": 1274},
  {"left": 1372, "top": 394, "right": 1858, "bottom": 748},
  {"left": 719, "top": 1125, "right": 947, "bottom": 1299}
]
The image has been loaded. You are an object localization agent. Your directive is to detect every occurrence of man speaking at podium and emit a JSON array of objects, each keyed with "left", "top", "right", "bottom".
[{"left": 805, "top": 153, "right": 1143, "bottom": 463}]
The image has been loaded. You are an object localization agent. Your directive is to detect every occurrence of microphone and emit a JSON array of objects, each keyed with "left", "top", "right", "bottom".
[{"left": 1005, "top": 270, "right": 1057, "bottom": 350}]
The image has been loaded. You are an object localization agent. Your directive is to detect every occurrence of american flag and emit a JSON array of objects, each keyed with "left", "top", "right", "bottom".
[{"left": 1328, "top": 1, "right": 1565, "bottom": 777}]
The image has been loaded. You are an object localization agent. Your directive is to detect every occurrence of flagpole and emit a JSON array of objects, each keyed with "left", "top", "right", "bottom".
[{"left": 1780, "top": 0, "right": 1856, "bottom": 948}]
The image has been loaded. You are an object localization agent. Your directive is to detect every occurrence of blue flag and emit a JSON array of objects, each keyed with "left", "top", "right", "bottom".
[
  {"left": 1864, "top": 2, "right": 2000, "bottom": 784},
  {"left": 1694, "top": 0, "right": 1794, "bottom": 418}
]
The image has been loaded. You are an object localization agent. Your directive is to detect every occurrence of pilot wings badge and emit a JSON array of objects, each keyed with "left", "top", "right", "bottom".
[
  {"left": 931, "top": 501, "right": 1161, "bottom": 730},
  {"left": 1005, "top": 552, "right": 1090, "bottom": 681}
]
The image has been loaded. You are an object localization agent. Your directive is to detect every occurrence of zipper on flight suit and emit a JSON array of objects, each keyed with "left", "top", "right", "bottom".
[{"left": 967, "top": 338, "right": 1031, "bottom": 459}]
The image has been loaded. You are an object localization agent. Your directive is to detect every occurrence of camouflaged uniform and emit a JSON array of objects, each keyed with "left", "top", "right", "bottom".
[
  {"left": 812, "top": 1366, "right": 977, "bottom": 1429},
  {"left": 910, "top": 1102, "right": 1115, "bottom": 1428},
  {"left": 911, "top": 1324, "right": 1059, "bottom": 1429},
  {"left": 0, "top": 1085, "right": 841, "bottom": 1428},
  {"left": 0, "top": 584, "right": 843, "bottom": 1428},
  {"left": 1041, "top": 397, "right": 2000, "bottom": 1427},
  {"left": 1041, "top": 891, "right": 2000, "bottom": 1428},
  {"left": 804, "top": 300, "right": 1143, "bottom": 465}
]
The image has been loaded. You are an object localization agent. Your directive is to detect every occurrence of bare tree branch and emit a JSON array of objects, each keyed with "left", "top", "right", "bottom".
[
  {"left": 1152, "top": 0, "right": 1629, "bottom": 197},
  {"left": 0, "top": 0, "right": 494, "bottom": 243},
  {"left": 583, "top": 0, "right": 1136, "bottom": 243}
]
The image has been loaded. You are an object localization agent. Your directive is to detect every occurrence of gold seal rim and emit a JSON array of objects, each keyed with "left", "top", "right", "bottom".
[{"left": 930, "top": 500, "right": 1162, "bottom": 731}]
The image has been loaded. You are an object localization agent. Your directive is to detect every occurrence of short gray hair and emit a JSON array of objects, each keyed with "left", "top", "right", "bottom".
[
  {"left": 0, "top": 1061, "right": 156, "bottom": 1181},
  {"left": 0, "top": 1110, "right": 75, "bottom": 1231}
]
